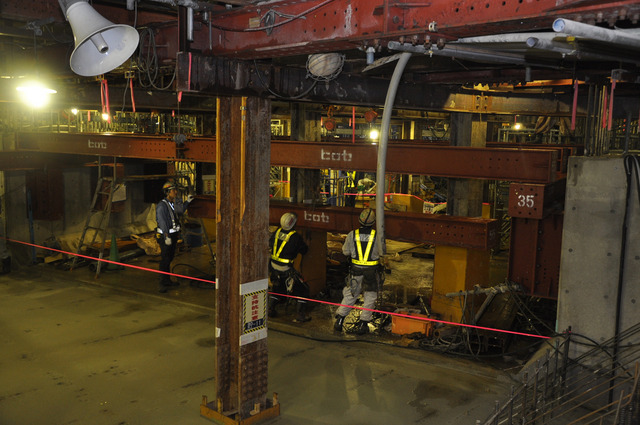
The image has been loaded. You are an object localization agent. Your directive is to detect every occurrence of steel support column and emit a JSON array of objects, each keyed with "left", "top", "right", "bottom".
[
  {"left": 507, "top": 179, "right": 565, "bottom": 298},
  {"left": 201, "top": 97, "right": 279, "bottom": 423}
]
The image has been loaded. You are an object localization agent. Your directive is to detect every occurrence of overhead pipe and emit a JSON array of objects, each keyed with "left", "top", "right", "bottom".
[
  {"left": 553, "top": 18, "right": 640, "bottom": 49},
  {"left": 388, "top": 41, "right": 527, "bottom": 65},
  {"left": 526, "top": 37, "right": 640, "bottom": 64},
  {"left": 387, "top": 41, "right": 561, "bottom": 69},
  {"left": 376, "top": 51, "right": 412, "bottom": 256}
]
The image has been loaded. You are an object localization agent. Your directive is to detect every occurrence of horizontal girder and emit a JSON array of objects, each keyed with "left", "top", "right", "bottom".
[{"left": 13, "top": 133, "right": 560, "bottom": 183}]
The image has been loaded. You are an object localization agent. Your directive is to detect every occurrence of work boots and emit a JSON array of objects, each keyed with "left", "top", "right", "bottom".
[
  {"left": 334, "top": 315, "right": 345, "bottom": 332},
  {"left": 0, "top": 256, "right": 10, "bottom": 274},
  {"left": 355, "top": 320, "right": 370, "bottom": 335},
  {"left": 293, "top": 302, "right": 311, "bottom": 323}
]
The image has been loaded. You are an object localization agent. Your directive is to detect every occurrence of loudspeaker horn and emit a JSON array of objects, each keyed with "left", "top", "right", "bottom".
[{"left": 63, "top": 0, "right": 139, "bottom": 77}]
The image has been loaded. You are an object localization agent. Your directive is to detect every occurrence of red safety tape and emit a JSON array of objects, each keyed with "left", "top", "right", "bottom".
[
  {"left": 5, "top": 237, "right": 215, "bottom": 286},
  {"left": 5, "top": 237, "right": 550, "bottom": 340},
  {"left": 129, "top": 78, "right": 136, "bottom": 113},
  {"left": 273, "top": 292, "right": 550, "bottom": 339}
]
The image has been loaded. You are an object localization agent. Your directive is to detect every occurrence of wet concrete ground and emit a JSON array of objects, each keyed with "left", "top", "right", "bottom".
[{"left": 0, "top": 246, "right": 515, "bottom": 425}]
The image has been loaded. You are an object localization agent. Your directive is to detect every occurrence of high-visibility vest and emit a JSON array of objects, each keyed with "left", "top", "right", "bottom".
[
  {"left": 352, "top": 228, "right": 379, "bottom": 266},
  {"left": 271, "top": 228, "right": 296, "bottom": 263}
]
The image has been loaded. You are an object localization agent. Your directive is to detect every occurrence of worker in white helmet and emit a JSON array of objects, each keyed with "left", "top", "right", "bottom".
[
  {"left": 269, "top": 212, "right": 311, "bottom": 323},
  {"left": 334, "top": 208, "right": 381, "bottom": 335},
  {"left": 156, "top": 181, "right": 194, "bottom": 293}
]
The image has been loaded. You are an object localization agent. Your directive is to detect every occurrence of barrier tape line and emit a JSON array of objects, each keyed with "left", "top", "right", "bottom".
[
  {"left": 6, "top": 237, "right": 215, "bottom": 286},
  {"left": 6, "top": 237, "right": 550, "bottom": 340},
  {"left": 273, "top": 292, "right": 550, "bottom": 339}
]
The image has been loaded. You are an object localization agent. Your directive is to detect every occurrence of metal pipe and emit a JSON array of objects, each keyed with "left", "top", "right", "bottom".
[
  {"left": 455, "top": 32, "right": 567, "bottom": 44},
  {"left": 388, "top": 41, "right": 561, "bottom": 69},
  {"left": 553, "top": 18, "right": 640, "bottom": 49},
  {"left": 187, "top": 7, "right": 194, "bottom": 42},
  {"left": 388, "top": 41, "right": 528, "bottom": 65},
  {"left": 527, "top": 37, "right": 640, "bottom": 64},
  {"left": 376, "top": 51, "right": 412, "bottom": 256}
]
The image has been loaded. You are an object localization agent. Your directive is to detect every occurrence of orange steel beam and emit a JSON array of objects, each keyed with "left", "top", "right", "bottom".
[
  {"left": 189, "top": 197, "right": 498, "bottom": 250},
  {"left": 15, "top": 133, "right": 559, "bottom": 183}
]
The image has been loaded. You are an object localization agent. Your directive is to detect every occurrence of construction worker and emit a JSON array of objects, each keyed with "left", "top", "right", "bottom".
[
  {"left": 269, "top": 212, "right": 311, "bottom": 323},
  {"left": 334, "top": 208, "right": 381, "bottom": 335},
  {"left": 156, "top": 181, "right": 193, "bottom": 293}
]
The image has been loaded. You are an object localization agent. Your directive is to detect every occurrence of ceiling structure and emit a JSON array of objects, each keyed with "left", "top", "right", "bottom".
[{"left": 1, "top": 0, "right": 640, "bottom": 114}]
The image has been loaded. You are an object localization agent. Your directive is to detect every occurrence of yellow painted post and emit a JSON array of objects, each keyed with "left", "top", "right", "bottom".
[{"left": 430, "top": 246, "right": 490, "bottom": 323}]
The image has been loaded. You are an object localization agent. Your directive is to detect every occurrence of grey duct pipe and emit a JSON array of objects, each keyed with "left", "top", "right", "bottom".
[
  {"left": 527, "top": 36, "right": 640, "bottom": 64},
  {"left": 186, "top": 7, "right": 194, "bottom": 41},
  {"left": 553, "top": 18, "right": 640, "bottom": 49},
  {"left": 388, "top": 41, "right": 527, "bottom": 65},
  {"left": 375, "top": 51, "right": 412, "bottom": 256}
]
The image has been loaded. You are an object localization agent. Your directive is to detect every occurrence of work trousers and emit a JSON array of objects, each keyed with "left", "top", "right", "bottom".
[
  {"left": 336, "top": 274, "right": 378, "bottom": 322},
  {"left": 269, "top": 266, "right": 310, "bottom": 306},
  {"left": 157, "top": 232, "right": 178, "bottom": 285}
]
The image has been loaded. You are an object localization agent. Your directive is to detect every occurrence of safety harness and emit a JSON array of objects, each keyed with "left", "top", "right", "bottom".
[
  {"left": 271, "top": 228, "right": 296, "bottom": 263},
  {"left": 352, "top": 228, "right": 378, "bottom": 266}
]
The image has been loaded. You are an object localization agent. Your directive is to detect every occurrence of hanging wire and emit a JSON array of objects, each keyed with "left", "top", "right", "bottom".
[
  {"left": 253, "top": 60, "right": 318, "bottom": 100},
  {"left": 136, "top": 27, "right": 176, "bottom": 90}
]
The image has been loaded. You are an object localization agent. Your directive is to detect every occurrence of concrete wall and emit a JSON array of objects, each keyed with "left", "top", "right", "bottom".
[
  {"left": 5, "top": 163, "right": 156, "bottom": 263},
  {"left": 557, "top": 156, "right": 640, "bottom": 354}
]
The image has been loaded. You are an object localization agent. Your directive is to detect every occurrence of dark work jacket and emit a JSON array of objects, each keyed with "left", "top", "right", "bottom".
[{"left": 269, "top": 228, "right": 308, "bottom": 267}]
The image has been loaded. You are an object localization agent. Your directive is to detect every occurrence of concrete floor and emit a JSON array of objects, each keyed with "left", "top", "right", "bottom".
[{"left": 0, "top": 246, "right": 514, "bottom": 425}]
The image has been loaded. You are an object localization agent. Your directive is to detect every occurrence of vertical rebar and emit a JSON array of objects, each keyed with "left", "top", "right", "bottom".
[
  {"left": 494, "top": 400, "right": 500, "bottom": 425},
  {"left": 532, "top": 360, "right": 540, "bottom": 424},
  {"left": 522, "top": 372, "right": 529, "bottom": 421},
  {"left": 561, "top": 331, "right": 571, "bottom": 400},
  {"left": 509, "top": 385, "right": 514, "bottom": 425},
  {"left": 542, "top": 351, "right": 549, "bottom": 423}
]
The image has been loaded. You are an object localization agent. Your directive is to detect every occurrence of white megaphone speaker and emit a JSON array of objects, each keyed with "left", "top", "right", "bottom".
[{"left": 60, "top": 0, "right": 139, "bottom": 77}]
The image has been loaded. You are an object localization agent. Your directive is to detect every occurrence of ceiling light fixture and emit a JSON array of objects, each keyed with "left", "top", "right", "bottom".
[{"left": 16, "top": 80, "right": 57, "bottom": 108}]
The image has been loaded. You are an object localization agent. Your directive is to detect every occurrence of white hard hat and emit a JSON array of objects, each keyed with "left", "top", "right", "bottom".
[{"left": 280, "top": 212, "right": 298, "bottom": 231}]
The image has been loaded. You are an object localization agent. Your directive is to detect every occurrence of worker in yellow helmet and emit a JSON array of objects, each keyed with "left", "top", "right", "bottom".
[
  {"left": 334, "top": 208, "right": 381, "bottom": 335},
  {"left": 269, "top": 212, "right": 311, "bottom": 323},
  {"left": 156, "top": 181, "right": 194, "bottom": 293}
]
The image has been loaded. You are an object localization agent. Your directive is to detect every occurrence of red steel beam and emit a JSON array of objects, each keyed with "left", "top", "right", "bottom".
[
  {"left": 189, "top": 197, "right": 498, "bottom": 250},
  {"left": 270, "top": 140, "right": 558, "bottom": 183},
  {"left": 508, "top": 179, "right": 566, "bottom": 220},
  {"left": 16, "top": 133, "right": 178, "bottom": 160},
  {"left": 205, "top": 0, "right": 640, "bottom": 59},
  {"left": 14, "top": 134, "right": 559, "bottom": 183}
]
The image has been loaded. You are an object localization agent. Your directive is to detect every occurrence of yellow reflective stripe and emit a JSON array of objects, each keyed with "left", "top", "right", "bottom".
[
  {"left": 271, "top": 229, "right": 296, "bottom": 263},
  {"left": 352, "top": 229, "right": 378, "bottom": 266}
]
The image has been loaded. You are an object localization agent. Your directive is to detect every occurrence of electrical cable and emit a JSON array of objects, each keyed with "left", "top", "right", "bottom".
[
  {"left": 137, "top": 27, "right": 176, "bottom": 90},
  {"left": 253, "top": 60, "right": 318, "bottom": 100},
  {"left": 210, "top": 0, "right": 336, "bottom": 33}
]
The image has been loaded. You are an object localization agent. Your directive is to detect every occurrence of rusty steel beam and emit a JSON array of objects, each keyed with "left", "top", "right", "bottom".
[
  {"left": 13, "top": 133, "right": 560, "bottom": 183},
  {"left": 270, "top": 140, "right": 559, "bottom": 183},
  {"left": 175, "top": 54, "right": 583, "bottom": 115},
  {"left": 15, "top": 133, "right": 178, "bottom": 160},
  {"left": 190, "top": 197, "right": 498, "bottom": 250},
  {"left": 508, "top": 180, "right": 566, "bottom": 220},
  {"left": 204, "top": 0, "right": 640, "bottom": 59}
]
